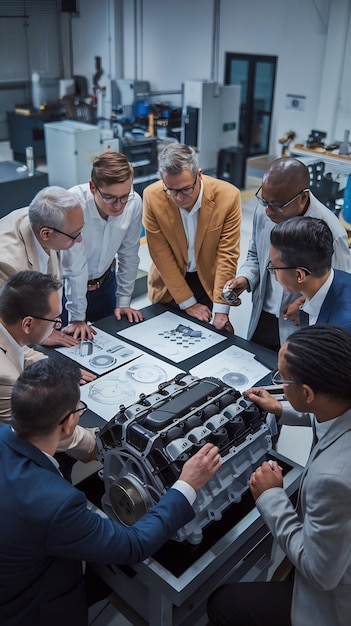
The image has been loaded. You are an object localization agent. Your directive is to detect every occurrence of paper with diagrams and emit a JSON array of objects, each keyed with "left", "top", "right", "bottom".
[
  {"left": 190, "top": 345, "right": 271, "bottom": 392},
  {"left": 79, "top": 353, "right": 185, "bottom": 421},
  {"left": 55, "top": 327, "right": 142, "bottom": 374},
  {"left": 118, "top": 311, "right": 226, "bottom": 363}
]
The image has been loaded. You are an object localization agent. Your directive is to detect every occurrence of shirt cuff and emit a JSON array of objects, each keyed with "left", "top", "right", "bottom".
[
  {"left": 171, "top": 479, "right": 197, "bottom": 506},
  {"left": 212, "top": 303, "right": 230, "bottom": 315},
  {"left": 179, "top": 296, "right": 197, "bottom": 310}
]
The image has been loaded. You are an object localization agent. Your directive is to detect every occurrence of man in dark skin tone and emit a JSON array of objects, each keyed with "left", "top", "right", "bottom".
[{"left": 224, "top": 157, "right": 350, "bottom": 351}]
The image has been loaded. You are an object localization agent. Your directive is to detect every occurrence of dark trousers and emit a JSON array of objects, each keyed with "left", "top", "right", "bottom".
[
  {"left": 168, "top": 271, "right": 212, "bottom": 311},
  {"left": 62, "top": 267, "right": 117, "bottom": 326},
  {"left": 86, "top": 267, "right": 117, "bottom": 323},
  {"left": 251, "top": 310, "right": 280, "bottom": 352},
  {"left": 207, "top": 579, "right": 293, "bottom": 626}
]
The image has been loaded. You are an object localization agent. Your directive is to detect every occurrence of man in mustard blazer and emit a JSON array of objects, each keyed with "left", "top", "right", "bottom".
[{"left": 143, "top": 144, "right": 241, "bottom": 333}]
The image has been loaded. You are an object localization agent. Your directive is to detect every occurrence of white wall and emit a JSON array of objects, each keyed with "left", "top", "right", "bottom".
[
  {"left": 71, "top": 0, "right": 351, "bottom": 155},
  {"left": 71, "top": 0, "right": 124, "bottom": 116}
]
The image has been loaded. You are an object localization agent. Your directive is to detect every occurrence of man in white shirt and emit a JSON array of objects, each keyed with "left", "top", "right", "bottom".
[{"left": 61, "top": 152, "right": 144, "bottom": 340}]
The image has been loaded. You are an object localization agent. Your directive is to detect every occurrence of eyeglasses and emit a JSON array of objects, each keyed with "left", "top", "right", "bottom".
[
  {"left": 271, "top": 370, "right": 302, "bottom": 386},
  {"left": 28, "top": 315, "right": 62, "bottom": 330},
  {"left": 94, "top": 184, "right": 135, "bottom": 205},
  {"left": 266, "top": 262, "right": 311, "bottom": 275},
  {"left": 163, "top": 174, "right": 198, "bottom": 197},
  {"left": 58, "top": 400, "right": 88, "bottom": 425},
  {"left": 255, "top": 187, "right": 309, "bottom": 213},
  {"left": 47, "top": 226, "right": 82, "bottom": 242}
]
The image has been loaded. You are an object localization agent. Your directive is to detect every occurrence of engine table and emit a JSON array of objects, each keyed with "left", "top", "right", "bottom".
[{"left": 70, "top": 304, "right": 303, "bottom": 626}]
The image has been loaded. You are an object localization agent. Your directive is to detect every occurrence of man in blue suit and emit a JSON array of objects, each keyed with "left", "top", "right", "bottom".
[
  {"left": 268, "top": 215, "right": 351, "bottom": 332},
  {"left": 0, "top": 358, "right": 221, "bottom": 626}
]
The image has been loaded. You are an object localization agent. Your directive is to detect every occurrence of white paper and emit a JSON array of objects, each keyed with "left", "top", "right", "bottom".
[
  {"left": 80, "top": 353, "right": 185, "bottom": 422},
  {"left": 118, "top": 311, "right": 226, "bottom": 363},
  {"left": 190, "top": 345, "right": 271, "bottom": 392},
  {"left": 55, "top": 327, "right": 142, "bottom": 374}
]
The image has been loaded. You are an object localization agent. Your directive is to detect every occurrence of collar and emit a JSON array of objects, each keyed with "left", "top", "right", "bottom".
[
  {"left": 42, "top": 450, "right": 62, "bottom": 475},
  {"left": 178, "top": 179, "right": 204, "bottom": 215},
  {"left": 314, "top": 412, "right": 338, "bottom": 441},
  {"left": 33, "top": 231, "right": 52, "bottom": 272},
  {"left": 302, "top": 269, "right": 334, "bottom": 318}
]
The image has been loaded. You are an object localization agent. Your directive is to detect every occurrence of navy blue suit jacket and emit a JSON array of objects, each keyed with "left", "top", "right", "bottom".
[
  {"left": 0, "top": 427, "right": 194, "bottom": 626},
  {"left": 317, "top": 269, "right": 351, "bottom": 332}
]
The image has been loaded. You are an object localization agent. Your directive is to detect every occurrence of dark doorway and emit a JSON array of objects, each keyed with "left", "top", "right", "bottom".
[{"left": 225, "top": 53, "right": 277, "bottom": 156}]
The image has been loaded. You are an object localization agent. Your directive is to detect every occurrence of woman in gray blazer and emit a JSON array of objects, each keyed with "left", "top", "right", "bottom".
[{"left": 207, "top": 324, "right": 351, "bottom": 626}]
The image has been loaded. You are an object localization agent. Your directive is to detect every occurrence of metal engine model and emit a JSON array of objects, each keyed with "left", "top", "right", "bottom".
[{"left": 96, "top": 374, "right": 274, "bottom": 544}]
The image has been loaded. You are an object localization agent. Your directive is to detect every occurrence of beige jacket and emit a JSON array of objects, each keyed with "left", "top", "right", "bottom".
[
  {"left": 0, "top": 326, "right": 96, "bottom": 461},
  {"left": 0, "top": 207, "right": 60, "bottom": 286}
]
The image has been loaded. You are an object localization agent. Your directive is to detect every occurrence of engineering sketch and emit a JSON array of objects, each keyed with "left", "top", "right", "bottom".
[
  {"left": 190, "top": 345, "right": 271, "bottom": 392},
  {"left": 80, "top": 353, "right": 185, "bottom": 422},
  {"left": 118, "top": 312, "right": 226, "bottom": 363},
  {"left": 56, "top": 327, "right": 142, "bottom": 374}
]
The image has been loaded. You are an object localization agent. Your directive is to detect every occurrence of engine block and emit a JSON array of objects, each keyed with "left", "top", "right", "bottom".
[{"left": 97, "top": 373, "right": 274, "bottom": 544}]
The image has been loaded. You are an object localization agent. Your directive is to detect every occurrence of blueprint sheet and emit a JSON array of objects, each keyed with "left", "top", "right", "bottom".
[
  {"left": 79, "top": 353, "right": 185, "bottom": 422},
  {"left": 190, "top": 345, "right": 271, "bottom": 393},
  {"left": 56, "top": 327, "right": 142, "bottom": 374},
  {"left": 118, "top": 311, "right": 226, "bottom": 363}
]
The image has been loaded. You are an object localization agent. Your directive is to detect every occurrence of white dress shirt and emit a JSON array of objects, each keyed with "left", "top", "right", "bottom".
[
  {"left": 178, "top": 181, "right": 229, "bottom": 315},
  {"left": 61, "top": 183, "right": 142, "bottom": 322},
  {"left": 301, "top": 269, "right": 334, "bottom": 325}
]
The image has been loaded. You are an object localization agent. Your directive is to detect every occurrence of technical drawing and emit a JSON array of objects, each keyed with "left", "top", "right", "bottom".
[
  {"left": 56, "top": 327, "right": 143, "bottom": 374},
  {"left": 118, "top": 312, "right": 226, "bottom": 363},
  {"left": 88, "top": 378, "right": 133, "bottom": 405},
  {"left": 80, "top": 353, "right": 185, "bottom": 422},
  {"left": 190, "top": 345, "right": 270, "bottom": 391}
]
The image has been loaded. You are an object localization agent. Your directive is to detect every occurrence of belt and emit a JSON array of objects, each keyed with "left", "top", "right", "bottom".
[{"left": 87, "top": 267, "right": 111, "bottom": 292}]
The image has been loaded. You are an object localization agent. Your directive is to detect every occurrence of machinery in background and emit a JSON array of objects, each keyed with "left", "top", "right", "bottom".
[
  {"left": 306, "top": 129, "right": 327, "bottom": 149},
  {"left": 119, "top": 136, "right": 159, "bottom": 196},
  {"left": 111, "top": 78, "right": 182, "bottom": 142},
  {"left": 308, "top": 160, "right": 341, "bottom": 214},
  {"left": 44, "top": 120, "right": 101, "bottom": 188},
  {"left": 182, "top": 81, "right": 241, "bottom": 172},
  {"left": 97, "top": 373, "right": 275, "bottom": 545},
  {"left": 278, "top": 130, "right": 296, "bottom": 156}
]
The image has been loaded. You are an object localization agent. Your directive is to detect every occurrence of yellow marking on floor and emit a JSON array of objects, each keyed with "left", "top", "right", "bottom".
[{"left": 240, "top": 189, "right": 256, "bottom": 202}]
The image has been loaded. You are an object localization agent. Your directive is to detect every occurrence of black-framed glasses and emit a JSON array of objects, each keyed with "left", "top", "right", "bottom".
[
  {"left": 47, "top": 226, "right": 82, "bottom": 242},
  {"left": 58, "top": 400, "right": 88, "bottom": 425},
  {"left": 163, "top": 174, "right": 198, "bottom": 197},
  {"left": 271, "top": 370, "right": 302, "bottom": 386},
  {"left": 94, "top": 184, "right": 135, "bottom": 205},
  {"left": 255, "top": 186, "right": 309, "bottom": 213},
  {"left": 28, "top": 315, "right": 62, "bottom": 330},
  {"left": 266, "top": 262, "right": 311, "bottom": 275}
]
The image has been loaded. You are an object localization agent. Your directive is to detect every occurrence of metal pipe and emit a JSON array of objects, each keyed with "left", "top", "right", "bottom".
[{"left": 211, "top": 0, "right": 221, "bottom": 93}]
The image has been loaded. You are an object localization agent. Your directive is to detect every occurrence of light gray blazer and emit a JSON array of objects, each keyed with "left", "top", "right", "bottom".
[
  {"left": 238, "top": 192, "right": 351, "bottom": 344},
  {"left": 257, "top": 408, "right": 351, "bottom": 626}
]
